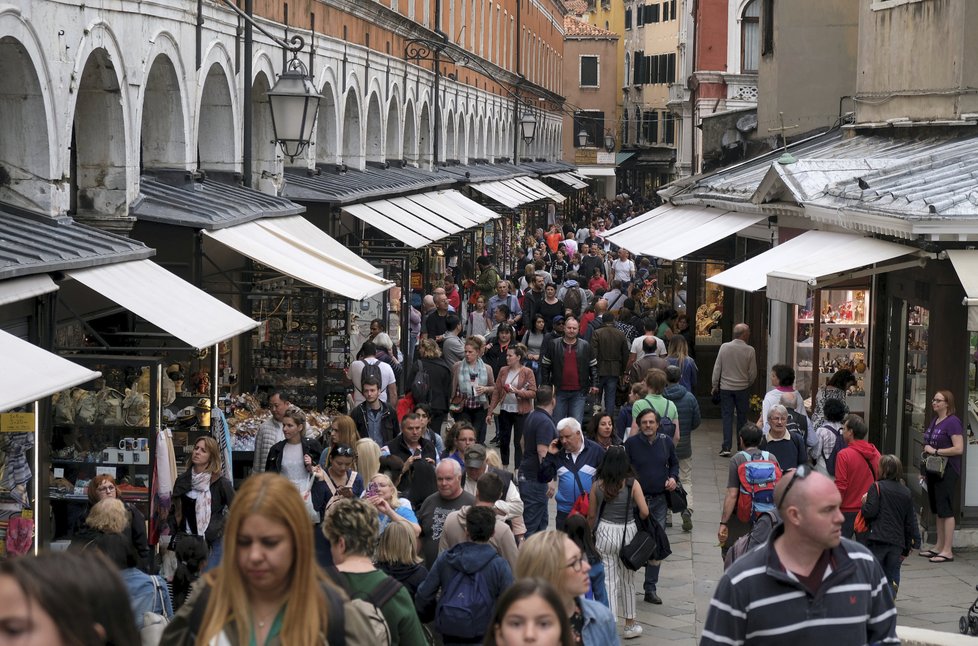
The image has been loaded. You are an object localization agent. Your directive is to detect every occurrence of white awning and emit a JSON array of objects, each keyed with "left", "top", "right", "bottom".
[
  {"left": 342, "top": 190, "right": 500, "bottom": 248},
  {"left": 512, "top": 177, "right": 566, "bottom": 203},
  {"left": 67, "top": 259, "right": 259, "bottom": 349},
  {"left": 549, "top": 173, "right": 589, "bottom": 189},
  {"left": 204, "top": 220, "right": 393, "bottom": 300},
  {"left": 255, "top": 216, "right": 382, "bottom": 276},
  {"left": 947, "top": 250, "right": 978, "bottom": 331},
  {"left": 576, "top": 166, "right": 617, "bottom": 178},
  {"left": 708, "top": 230, "right": 918, "bottom": 305},
  {"left": 470, "top": 177, "right": 565, "bottom": 208},
  {"left": 0, "top": 329, "right": 102, "bottom": 412},
  {"left": 604, "top": 205, "right": 766, "bottom": 261},
  {"left": 0, "top": 274, "right": 58, "bottom": 307}
]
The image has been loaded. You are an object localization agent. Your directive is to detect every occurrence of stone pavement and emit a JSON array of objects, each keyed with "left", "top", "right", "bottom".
[{"left": 595, "top": 418, "right": 978, "bottom": 643}]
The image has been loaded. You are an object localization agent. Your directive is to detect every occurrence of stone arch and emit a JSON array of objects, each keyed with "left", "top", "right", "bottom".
[
  {"left": 385, "top": 94, "right": 401, "bottom": 161},
  {"left": 365, "top": 91, "right": 383, "bottom": 163},
  {"left": 418, "top": 101, "right": 432, "bottom": 167},
  {"left": 342, "top": 89, "right": 363, "bottom": 170},
  {"left": 445, "top": 111, "right": 457, "bottom": 162},
  {"left": 65, "top": 22, "right": 133, "bottom": 224},
  {"left": 197, "top": 45, "right": 238, "bottom": 174},
  {"left": 70, "top": 44, "right": 130, "bottom": 223},
  {"left": 140, "top": 49, "right": 188, "bottom": 171},
  {"left": 316, "top": 75, "right": 340, "bottom": 166},
  {"left": 466, "top": 115, "right": 476, "bottom": 163},
  {"left": 0, "top": 29, "right": 55, "bottom": 213},
  {"left": 403, "top": 99, "right": 417, "bottom": 165},
  {"left": 251, "top": 70, "right": 281, "bottom": 191}
]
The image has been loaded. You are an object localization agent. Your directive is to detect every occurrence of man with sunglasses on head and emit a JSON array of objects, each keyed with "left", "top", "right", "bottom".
[{"left": 702, "top": 465, "right": 898, "bottom": 646}]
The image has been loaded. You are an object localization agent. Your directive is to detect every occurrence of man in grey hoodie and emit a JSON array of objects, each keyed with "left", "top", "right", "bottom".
[{"left": 664, "top": 365, "right": 701, "bottom": 532}]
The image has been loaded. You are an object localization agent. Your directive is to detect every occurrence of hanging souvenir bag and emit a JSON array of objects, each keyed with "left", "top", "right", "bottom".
[{"left": 123, "top": 385, "right": 151, "bottom": 427}]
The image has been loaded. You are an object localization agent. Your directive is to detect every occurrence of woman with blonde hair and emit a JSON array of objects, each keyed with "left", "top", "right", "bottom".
[
  {"left": 169, "top": 436, "right": 235, "bottom": 567},
  {"left": 666, "top": 334, "right": 698, "bottom": 392},
  {"left": 516, "top": 530, "right": 617, "bottom": 645},
  {"left": 160, "top": 473, "right": 373, "bottom": 645},
  {"left": 320, "top": 414, "right": 360, "bottom": 467},
  {"left": 74, "top": 473, "right": 150, "bottom": 570},
  {"left": 356, "top": 437, "right": 381, "bottom": 483},
  {"left": 376, "top": 521, "right": 428, "bottom": 597},
  {"left": 451, "top": 335, "right": 495, "bottom": 443},
  {"left": 365, "top": 472, "right": 421, "bottom": 537}
]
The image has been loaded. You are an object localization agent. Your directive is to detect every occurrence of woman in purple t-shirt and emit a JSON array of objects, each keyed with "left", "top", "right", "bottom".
[{"left": 919, "top": 389, "right": 965, "bottom": 563}]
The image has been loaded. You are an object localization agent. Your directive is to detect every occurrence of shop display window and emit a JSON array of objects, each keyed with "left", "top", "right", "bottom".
[
  {"left": 47, "top": 357, "right": 159, "bottom": 542},
  {"left": 695, "top": 261, "right": 726, "bottom": 346},
  {"left": 794, "top": 288, "right": 871, "bottom": 416},
  {"left": 903, "top": 304, "right": 929, "bottom": 466}
]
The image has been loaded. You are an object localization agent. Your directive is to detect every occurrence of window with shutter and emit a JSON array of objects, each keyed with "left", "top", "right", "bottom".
[{"left": 580, "top": 56, "right": 599, "bottom": 87}]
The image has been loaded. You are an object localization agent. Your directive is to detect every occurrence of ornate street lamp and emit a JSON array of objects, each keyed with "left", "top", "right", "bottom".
[
  {"left": 603, "top": 130, "right": 616, "bottom": 153},
  {"left": 577, "top": 129, "right": 589, "bottom": 148},
  {"left": 520, "top": 111, "right": 538, "bottom": 145},
  {"left": 267, "top": 56, "right": 321, "bottom": 162}
]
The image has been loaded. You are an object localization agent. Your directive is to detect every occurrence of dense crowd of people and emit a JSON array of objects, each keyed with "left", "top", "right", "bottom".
[{"left": 18, "top": 196, "right": 933, "bottom": 645}]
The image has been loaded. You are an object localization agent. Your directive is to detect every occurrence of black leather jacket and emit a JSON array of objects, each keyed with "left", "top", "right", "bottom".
[{"left": 540, "top": 337, "right": 598, "bottom": 392}]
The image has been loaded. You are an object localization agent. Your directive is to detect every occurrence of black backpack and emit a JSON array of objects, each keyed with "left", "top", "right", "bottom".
[
  {"left": 411, "top": 360, "right": 431, "bottom": 404},
  {"left": 359, "top": 359, "right": 383, "bottom": 393},
  {"left": 822, "top": 424, "right": 846, "bottom": 477}
]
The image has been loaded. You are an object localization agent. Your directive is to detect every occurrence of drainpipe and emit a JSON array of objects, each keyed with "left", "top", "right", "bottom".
[{"left": 243, "top": 0, "right": 253, "bottom": 187}]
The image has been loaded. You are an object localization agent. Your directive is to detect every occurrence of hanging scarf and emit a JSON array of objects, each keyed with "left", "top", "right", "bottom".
[
  {"left": 460, "top": 358, "right": 489, "bottom": 404},
  {"left": 187, "top": 471, "right": 212, "bottom": 537}
]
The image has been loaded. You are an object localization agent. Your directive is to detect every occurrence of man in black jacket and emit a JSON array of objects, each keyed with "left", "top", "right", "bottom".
[
  {"left": 540, "top": 316, "right": 599, "bottom": 422},
  {"left": 383, "top": 413, "right": 438, "bottom": 503},
  {"left": 351, "top": 378, "right": 397, "bottom": 446}
]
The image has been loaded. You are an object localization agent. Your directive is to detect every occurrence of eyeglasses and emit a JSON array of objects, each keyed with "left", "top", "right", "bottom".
[
  {"left": 777, "top": 464, "right": 812, "bottom": 508},
  {"left": 565, "top": 552, "right": 587, "bottom": 572},
  {"left": 97, "top": 485, "right": 116, "bottom": 493},
  {"left": 333, "top": 446, "right": 354, "bottom": 457}
]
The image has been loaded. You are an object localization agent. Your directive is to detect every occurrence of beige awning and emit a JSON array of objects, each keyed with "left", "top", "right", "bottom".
[{"left": 0, "top": 329, "right": 101, "bottom": 412}]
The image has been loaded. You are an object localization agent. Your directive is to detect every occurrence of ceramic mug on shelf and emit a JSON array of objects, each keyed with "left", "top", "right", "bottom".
[{"left": 118, "top": 437, "right": 136, "bottom": 451}]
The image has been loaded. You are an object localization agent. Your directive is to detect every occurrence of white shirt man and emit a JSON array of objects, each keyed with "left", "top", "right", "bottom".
[
  {"left": 611, "top": 250, "right": 636, "bottom": 284},
  {"left": 252, "top": 392, "right": 289, "bottom": 473}
]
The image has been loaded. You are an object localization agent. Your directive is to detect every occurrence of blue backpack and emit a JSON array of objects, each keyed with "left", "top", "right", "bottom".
[{"left": 434, "top": 569, "right": 494, "bottom": 639}]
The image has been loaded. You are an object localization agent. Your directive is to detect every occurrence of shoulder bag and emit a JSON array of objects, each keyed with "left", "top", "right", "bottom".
[
  {"left": 923, "top": 419, "right": 949, "bottom": 477},
  {"left": 618, "top": 478, "right": 659, "bottom": 570},
  {"left": 568, "top": 469, "right": 590, "bottom": 518},
  {"left": 852, "top": 454, "right": 878, "bottom": 535}
]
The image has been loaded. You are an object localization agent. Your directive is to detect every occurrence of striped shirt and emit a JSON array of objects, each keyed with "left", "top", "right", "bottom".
[{"left": 700, "top": 524, "right": 899, "bottom": 646}]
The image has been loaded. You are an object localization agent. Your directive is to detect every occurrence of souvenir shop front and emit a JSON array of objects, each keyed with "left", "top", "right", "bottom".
[
  {"left": 605, "top": 204, "right": 776, "bottom": 409},
  {"left": 130, "top": 173, "right": 393, "bottom": 476}
]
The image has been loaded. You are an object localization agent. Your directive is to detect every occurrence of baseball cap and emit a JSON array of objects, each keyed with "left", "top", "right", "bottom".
[
  {"left": 552, "top": 315, "right": 565, "bottom": 325},
  {"left": 463, "top": 444, "right": 487, "bottom": 468}
]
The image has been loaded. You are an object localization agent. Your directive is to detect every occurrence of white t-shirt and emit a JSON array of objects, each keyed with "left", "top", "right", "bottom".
[
  {"left": 350, "top": 358, "right": 397, "bottom": 405},
  {"left": 612, "top": 258, "right": 636, "bottom": 282},
  {"left": 282, "top": 442, "right": 308, "bottom": 492},
  {"left": 629, "top": 334, "right": 668, "bottom": 360}
]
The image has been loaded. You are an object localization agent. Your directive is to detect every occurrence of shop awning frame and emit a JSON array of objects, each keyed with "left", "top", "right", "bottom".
[
  {"left": 66, "top": 259, "right": 259, "bottom": 349},
  {"left": 0, "top": 329, "right": 102, "bottom": 412},
  {"left": 204, "top": 220, "right": 394, "bottom": 300},
  {"left": 342, "top": 190, "right": 501, "bottom": 248},
  {"left": 604, "top": 204, "right": 766, "bottom": 261},
  {"left": 947, "top": 250, "right": 978, "bottom": 331},
  {"left": 0, "top": 274, "right": 58, "bottom": 307},
  {"left": 708, "top": 230, "right": 921, "bottom": 306}
]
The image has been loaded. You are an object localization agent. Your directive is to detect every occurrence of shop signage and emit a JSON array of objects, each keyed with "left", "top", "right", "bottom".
[
  {"left": 574, "top": 149, "right": 598, "bottom": 164},
  {"left": 596, "top": 152, "right": 615, "bottom": 165},
  {"left": 0, "top": 413, "right": 34, "bottom": 432}
]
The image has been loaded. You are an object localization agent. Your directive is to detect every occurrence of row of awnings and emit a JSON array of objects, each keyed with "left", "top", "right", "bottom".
[
  {"left": 469, "top": 177, "right": 567, "bottom": 209},
  {"left": 342, "top": 190, "right": 500, "bottom": 248}
]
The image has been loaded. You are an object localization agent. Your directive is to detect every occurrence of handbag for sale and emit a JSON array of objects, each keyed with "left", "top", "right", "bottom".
[{"left": 923, "top": 453, "right": 948, "bottom": 477}]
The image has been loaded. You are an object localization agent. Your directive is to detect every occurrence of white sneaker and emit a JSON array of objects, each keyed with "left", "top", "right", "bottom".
[{"left": 624, "top": 624, "right": 643, "bottom": 639}]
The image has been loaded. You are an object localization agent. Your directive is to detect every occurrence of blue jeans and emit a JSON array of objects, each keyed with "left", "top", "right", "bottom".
[
  {"left": 554, "top": 390, "right": 586, "bottom": 423},
  {"left": 597, "top": 375, "right": 619, "bottom": 417},
  {"left": 644, "top": 494, "right": 668, "bottom": 594},
  {"left": 519, "top": 478, "right": 550, "bottom": 537},
  {"left": 720, "top": 388, "right": 750, "bottom": 451}
]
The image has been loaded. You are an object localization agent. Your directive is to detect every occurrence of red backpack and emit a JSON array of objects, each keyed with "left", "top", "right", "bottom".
[{"left": 735, "top": 451, "right": 783, "bottom": 524}]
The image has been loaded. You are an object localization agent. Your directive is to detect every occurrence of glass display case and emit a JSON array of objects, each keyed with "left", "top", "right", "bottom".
[
  {"left": 904, "top": 304, "right": 930, "bottom": 471},
  {"left": 793, "top": 289, "right": 872, "bottom": 416},
  {"left": 46, "top": 356, "right": 160, "bottom": 542},
  {"left": 695, "top": 261, "right": 726, "bottom": 347}
]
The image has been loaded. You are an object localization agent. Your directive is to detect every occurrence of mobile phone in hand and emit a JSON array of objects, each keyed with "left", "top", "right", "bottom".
[{"left": 367, "top": 482, "right": 379, "bottom": 497}]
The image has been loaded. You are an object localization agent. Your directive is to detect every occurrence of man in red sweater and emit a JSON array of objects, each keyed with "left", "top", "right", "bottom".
[{"left": 834, "top": 414, "right": 880, "bottom": 538}]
